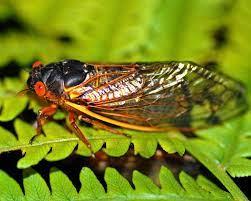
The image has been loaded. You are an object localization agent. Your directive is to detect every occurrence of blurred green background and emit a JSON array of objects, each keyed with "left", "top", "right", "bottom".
[{"left": 0, "top": 0, "right": 250, "bottom": 91}]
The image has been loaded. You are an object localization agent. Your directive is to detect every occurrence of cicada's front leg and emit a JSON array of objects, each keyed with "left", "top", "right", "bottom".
[
  {"left": 68, "top": 113, "right": 131, "bottom": 156},
  {"left": 68, "top": 112, "right": 94, "bottom": 154},
  {"left": 30, "top": 104, "right": 58, "bottom": 144},
  {"left": 79, "top": 115, "right": 131, "bottom": 138}
]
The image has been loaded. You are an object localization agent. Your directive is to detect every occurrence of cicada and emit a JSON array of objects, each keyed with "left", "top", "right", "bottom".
[{"left": 27, "top": 59, "right": 248, "bottom": 151}]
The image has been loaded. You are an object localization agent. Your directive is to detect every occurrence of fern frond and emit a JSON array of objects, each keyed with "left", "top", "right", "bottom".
[
  {"left": 0, "top": 166, "right": 234, "bottom": 201},
  {"left": 187, "top": 114, "right": 251, "bottom": 178},
  {"left": 184, "top": 115, "right": 251, "bottom": 200},
  {"left": 0, "top": 118, "right": 185, "bottom": 168},
  {"left": 2, "top": 113, "right": 250, "bottom": 180}
]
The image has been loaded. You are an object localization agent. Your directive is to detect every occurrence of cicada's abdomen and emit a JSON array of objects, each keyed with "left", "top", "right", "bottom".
[{"left": 79, "top": 73, "right": 145, "bottom": 105}]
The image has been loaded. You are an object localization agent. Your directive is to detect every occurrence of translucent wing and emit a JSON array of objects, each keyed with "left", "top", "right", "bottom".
[{"left": 70, "top": 62, "right": 248, "bottom": 130}]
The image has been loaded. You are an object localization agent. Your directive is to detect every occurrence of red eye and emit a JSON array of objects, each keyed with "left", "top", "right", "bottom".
[
  {"left": 32, "top": 61, "right": 43, "bottom": 68},
  {"left": 34, "top": 81, "right": 46, "bottom": 96}
]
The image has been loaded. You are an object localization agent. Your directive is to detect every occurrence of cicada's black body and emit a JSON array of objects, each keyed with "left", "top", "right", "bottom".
[
  {"left": 27, "top": 59, "right": 248, "bottom": 131},
  {"left": 27, "top": 60, "right": 95, "bottom": 96}
]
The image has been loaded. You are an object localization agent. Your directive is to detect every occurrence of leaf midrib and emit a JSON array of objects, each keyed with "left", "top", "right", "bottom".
[{"left": 85, "top": 193, "right": 229, "bottom": 201}]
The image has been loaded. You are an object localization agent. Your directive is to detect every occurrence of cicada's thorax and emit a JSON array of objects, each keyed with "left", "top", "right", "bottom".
[{"left": 66, "top": 65, "right": 145, "bottom": 105}]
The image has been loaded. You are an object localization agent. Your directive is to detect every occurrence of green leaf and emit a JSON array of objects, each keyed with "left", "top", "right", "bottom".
[
  {"left": 179, "top": 171, "right": 208, "bottom": 197},
  {"left": 227, "top": 155, "right": 251, "bottom": 177},
  {"left": 197, "top": 175, "right": 233, "bottom": 199},
  {"left": 0, "top": 77, "right": 28, "bottom": 121},
  {"left": 133, "top": 171, "right": 160, "bottom": 194},
  {"left": 159, "top": 166, "right": 184, "bottom": 195},
  {"left": 187, "top": 115, "right": 251, "bottom": 178},
  {"left": 17, "top": 146, "right": 51, "bottom": 169},
  {"left": 14, "top": 119, "right": 51, "bottom": 169},
  {"left": 0, "top": 118, "right": 186, "bottom": 168},
  {"left": 79, "top": 167, "right": 106, "bottom": 199},
  {"left": 0, "top": 113, "right": 250, "bottom": 201},
  {"left": 132, "top": 135, "right": 158, "bottom": 157},
  {"left": 0, "top": 166, "right": 233, "bottom": 201},
  {"left": 127, "top": 130, "right": 185, "bottom": 158},
  {"left": 103, "top": 130, "right": 131, "bottom": 157},
  {"left": 185, "top": 116, "right": 251, "bottom": 200},
  {"left": 23, "top": 169, "right": 51, "bottom": 201},
  {"left": 50, "top": 168, "right": 78, "bottom": 201},
  {"left": 43, "top": 123, "right": 77, "bottom": 161},
  {"left": 159, "top": 136, "right": 185, "bottom": 156},
  {"left": 0, "top": 170, "right": 24, "bottom": 201},
  {"left": 0, "top": 126, "right": 17, "bottom": 151},
  {"left": 105, "top": 167, "right": 134, "bottom": 196}
]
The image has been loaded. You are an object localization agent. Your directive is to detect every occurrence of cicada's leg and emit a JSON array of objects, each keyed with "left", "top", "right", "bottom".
[
  {"left": 68, "top": 112, "right": 94, "bottom": 153},
  {"left": 30, "top": 104, "right": 58, "bottom": 144},
  {"left": 79, "top": 115, "right": 131, "bottom": 138}
]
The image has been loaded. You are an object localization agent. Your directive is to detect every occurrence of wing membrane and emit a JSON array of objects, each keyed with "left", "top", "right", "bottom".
[{"left": 72, "top": 62, "right": 248, "bottom": 130}]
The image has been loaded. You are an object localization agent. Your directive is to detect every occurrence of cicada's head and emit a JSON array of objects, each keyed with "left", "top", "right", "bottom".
[{"left": 27, "top": 59, "right": 94, "bottom": 100}]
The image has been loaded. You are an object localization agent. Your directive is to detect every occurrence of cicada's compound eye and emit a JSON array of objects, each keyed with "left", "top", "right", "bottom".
[{"left": 34, "top": 81, "right": 46, "bottom": 96}]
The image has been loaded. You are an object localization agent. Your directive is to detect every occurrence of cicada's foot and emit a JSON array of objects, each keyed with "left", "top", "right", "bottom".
[
  {"left": 29, "top": 130, "right": 46, "bottom": 144},
  {"left": 29, "top": 135, "right": 38, "bottom": 145},
  {"left": 29, "top": 104, "right": 58, "bottom": 144}
]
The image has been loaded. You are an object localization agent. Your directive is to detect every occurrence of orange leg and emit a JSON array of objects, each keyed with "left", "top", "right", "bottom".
[
  {"left": 80, "top": 115, "right": 130, "bottom": 138},
  {"left": 68, "top": 112, "right": 94, "bottom": 153},
  {"left": 30, "top": 104, "right": 58, "bottom": 143}
]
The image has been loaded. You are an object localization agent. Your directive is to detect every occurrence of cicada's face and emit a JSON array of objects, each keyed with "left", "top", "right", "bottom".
[{"left": 27, "top": 59, "right": 93, "bottom": 101}]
